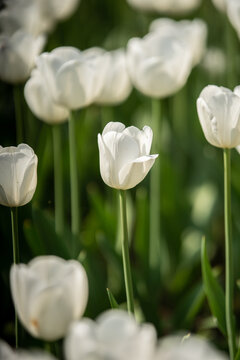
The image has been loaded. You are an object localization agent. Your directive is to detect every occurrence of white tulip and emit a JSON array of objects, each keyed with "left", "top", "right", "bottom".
[
  {"left": 48, "top": 0, "right": 81, "bottom": 21},
  {"left": 24, "top": 69, "right": 69, "bottom": 124},
  {"left": 126, "top": 0, "right": 201, "bottom": 14},
  {"left": 0, "top": 144, "right": 38, "bottom": 207},
  {"left": 149, "top": 18, "right": 207, "bottom": 67},
  {"left": 36, "top": 46, "right": 109, "bottom": 110},
  {"left": 155, "top": 335, "right": 229, "bottom": 360},
  {"left": 211, "top": 0, "right": 227, "bottom": 12},
  {"left": 98, "top": 122, "right": 158, "bottom": 190},
  {"left": 95, "top": 49, "right": 132, "bottom": 105},
  {"left": 227, "top": 0, "right": 240, "bottom": 40},
  {"left": 10, "top": 255, "right": 88, "bottom": 341},
  {"left": 127, "top": 31, "right": 192, "bottom": 98},
  {"left": 0, "top": 30, "right": 45, "bottom": 84},
  {"left": 64, "top": 309, "right": 157, "bottom": 360},
  {"left": 196, "top": 85, "right": 240, "bottom": 148},
  {"left": 0, "top": 339, "right": 57, "bottom": 360},
  {"left": 201, "top": 47, "right": 226, "bottom": 77}
]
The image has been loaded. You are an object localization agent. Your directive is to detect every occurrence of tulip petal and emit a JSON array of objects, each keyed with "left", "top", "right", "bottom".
[
  {"left": 119, "top": 154, "right": 158, "bottom": 190},
  {"left": 102, "top": 121, "right": 125, "bottom": 136},
  {"left": 123, "top": 125, "right": 153, "bottom": 155}
]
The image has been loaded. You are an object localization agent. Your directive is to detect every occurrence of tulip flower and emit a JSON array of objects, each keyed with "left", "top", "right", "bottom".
[
  {"left": 196, "top": 85, "right": 240, "bottom": 148},
  {"left": 126, "top": 0, "right": 201, "bottom": 14},
  {"left": 10, "top": 255, "right": 89, "bottom": 341},
  {"left": 98, "top": 122, "right": 158, "bottom": 190},
  {"left": 65, "top": 309, "right": 157, "bottom": 360},
  {"left": 211, "top": 0, "right": 227, "bottom": 12},
  {"left": 227, "top": 0, "right": 240, "bottom": 40},
  {"left": 149, "top": 18, "right": 207, "bottom": 67},
  {"left": 24, "top": 69, "right": 69, "bottom": 125},
  {"left": 0, "top": 144, "right": 38, "bottom": 208},
  {"left": 197, "top": 84, "right": 239, "bottom": 359},
  {"left": 95, "top": 49, "right": 132, "bottom": 105},
  {"left": 0, "top": 30, "right": 45, "bottom": 84},
  {"left": 155, "top": 335, "right": 229, "bottom": 360},
  {"left": 98, "top": 122, "right": 158, "bottom": 313},
  {"left": 0, "top": 339, "right": 57, "bottom": 360},
  {"left": 126, "top": 31, "right": 192, "bottom": 99},
  {"left": 36, "top": 46, "right": 108, "bottom": 110}
]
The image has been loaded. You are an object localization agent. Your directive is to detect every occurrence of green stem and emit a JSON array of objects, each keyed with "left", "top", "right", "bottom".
[
  {"left": 10, "top": 207, "right": 19, "bottom": 349},
  {"left": 13, "top": 85, "right": 23, "bottom": 144},
  {"left": 68, "top": 112, "right": 80, "bottom": 236},
  {"left": 119, "top": 190, "right": 134, "bottom": 314},
  {"left": 149, "top": 98, "right": 161, "bottom": 284},
  {"left": 223, "top": 148, "right": 236, "bottom": 360},
  {"left": 52, "top": 124, "right": 64, "bottom": 235}
]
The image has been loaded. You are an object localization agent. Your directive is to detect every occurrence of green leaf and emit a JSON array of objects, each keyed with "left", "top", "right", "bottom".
[
  {"left": 107, "top": 288, "right": 119, "bottom": 309},
  {"left": 235, "top": 348, "right": 240, "bottom": 360},
  {"left": 201, "top": 237, "right": 226, "bottom": 335}
]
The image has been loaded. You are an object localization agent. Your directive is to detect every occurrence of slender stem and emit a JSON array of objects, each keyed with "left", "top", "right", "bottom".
[
  {"left": 149, "top": 98, "right": 161, "bottom": 284},
  {"left": 223, "top": 148, "right": 236, "bottom": 360},
  {"left": 52, "top": 124, "right": 64, "bottom": 235},
  {"left": 68, "top": 112, "right": 80, "bottom": 236},
  {"left": 119, "top": 190, "right": 134, "bottom": 314},
  {"left": 13, "top": 85, "right": 23, "bottom": 144},
  {"left": 10, "top": 207, "right": 19, "bottom": 349}
]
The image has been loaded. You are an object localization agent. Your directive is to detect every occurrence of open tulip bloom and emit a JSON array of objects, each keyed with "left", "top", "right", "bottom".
[
  {"left": 98, "top": 122, "right": 158, "bottom": 313},
  {"left": 196, "top": 84, "right": 240, "bottom": 359}
]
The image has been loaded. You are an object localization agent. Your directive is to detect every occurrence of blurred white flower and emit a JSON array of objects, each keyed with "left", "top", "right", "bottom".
[
  {"left": 10, "top": 255, "right": 88, "bottom": 341},
  {"left": 227, "top": 0, "right": 240, "bottom": 40},
  {"left": 197, "top": 85, "right": 240, "bottom": 148},
  {"left": 0, "top": 339, "right": 57, "bottom": 360},
  {"left": 65, "top": 309, "right": 157, "bottom": 360},
  {"left": 98, "top": 122, "right": 158, "bottom": 190},
  {"left": 0, "top": 144, "right": 38, "bottom": 207},
  {"left": 126, "top": 0, "right": 201, "bottom": 15},
  {"left": 201, "top": 47, "right": 226, "bottom": 77},
  {"left": 95, "top": 48, "right": 132, "bottom": 105},
  {"left": 0, "top": 30, "right": 45, "bottom": 83},
  {"left": 126, "top": 31, "right": 192, "bottom": 98},
  {"left": 0, "top": 0, "right": 81, "bottom": 36},
  {"left": 36, "top": 46, "right": 109, "bottom": 110},
  {"left": 154, "top": 334, "right": 228, "bottom": 360},
  {"left": 24, "top": 69, "right": 69, "bottom": 124},
  {"left": 211, "top": 0, "right": 227, "bottom": 12},
  {"left": 149, "top": 18, "right": 207, "bottom": 67}
]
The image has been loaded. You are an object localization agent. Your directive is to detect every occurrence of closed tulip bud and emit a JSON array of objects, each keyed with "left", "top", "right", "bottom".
[
  {"left": 36, "top": 46, "right": 109, "bottom": 110},
  {"left": 155, "top": 335, "right": 228, "bottom": 360},
  {"left": 126, "top": 31, "right": 192, "bottom": 99},
  {"left": 10, "top": 256, "right": 89, "bottom": 341},
  {"left": 0, "top": 144, "right": 38, "bottom": 207},
  {"left": 64, "top": 309, "right": 157, "bottom": 360},
  {"left": 95, "top": 49, "right": 132, "bottom": 105},
  {"left": 150, "top": 18, "right": 207, "bottom": 67},
  {"left": 98, "top": 122, "right": 158, "bottom": 190},
  {"left": 0, "top": 30, "right": 45, "bottom": 84},
  {"left": 196, "top": 85, "right": 240, "bottom": 148},
  {"left": 24, "top": 69, "right": 69, "bottom": 124}
]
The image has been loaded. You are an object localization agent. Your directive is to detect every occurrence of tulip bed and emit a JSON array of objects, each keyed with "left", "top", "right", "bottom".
[{"left": 1, "top": 0, "right": 240, "bottom": 359}]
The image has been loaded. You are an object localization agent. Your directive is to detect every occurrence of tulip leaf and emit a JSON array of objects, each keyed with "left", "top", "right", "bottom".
[
  {"left": 107, "top": 288, "right": 119, "bottom": 309},
  {"left": 201, "top": 237, "right": 226, "bottom": 335},
  {"left": 235, "top": 348, "right": 240, "bottom": 360}
]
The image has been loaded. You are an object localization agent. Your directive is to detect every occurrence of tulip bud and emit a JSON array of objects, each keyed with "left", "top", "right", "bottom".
[
  {"left": 64, "top": 309, "right": 157, "bottom": 360},
  {"left": 126, "top": 31, "right": 192, "bottom": 99},
  {"left": 36, "top": 46, "right": 109, "bottom": 110},
  {"left": 24, "top": 69, "right": 69, "bottom": 124},
  {"left": 10, "top": 256, "right": 89, "bottom": 341},
  {"left": 0, "top": 30, "right": 45, "bottom": 84},
  {"left": 196, "top": 85, "right": 240, "bottom": 148},
  {"left": 98, "top": 122, "right": 158, "bottom": 190},
  {"left": 0, "top": 144, "right": 38, "bottom": 207}
]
